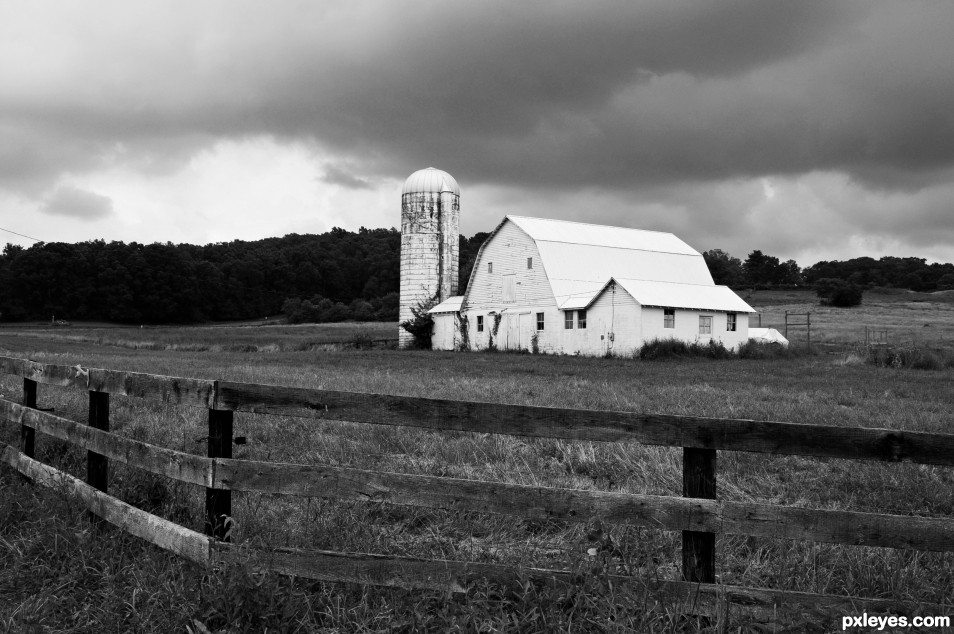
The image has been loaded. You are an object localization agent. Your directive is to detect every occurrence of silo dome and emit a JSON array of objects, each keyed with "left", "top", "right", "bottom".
[{"left": 402, "top": 167, "right": 460, "bottom": 196}]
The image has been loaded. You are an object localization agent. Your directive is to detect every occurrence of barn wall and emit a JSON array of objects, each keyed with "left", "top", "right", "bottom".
[
  {"left": 464, "top": 221, "right": 553, "bottom": 311},
  {"left": 558, "top": 285, "right": 640, "bottom": 356},
  {"left": 430, "top": 312, "right": 458, "bottom": 351},
  {"left": 641, "top": 307, "right": 749, "bottom": 350}
]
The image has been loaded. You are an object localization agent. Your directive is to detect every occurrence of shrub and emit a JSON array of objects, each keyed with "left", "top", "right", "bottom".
[
  {"left": 636, "top": 338, "right": 733, "bottom": 360},
  {"left": 814, "top": 278, "right": 863, "bottom": 307},
  {"left": 737, "top": 340, "right": 802, "bottom": 359},
  {"left": 399, "top": 294, "right": 438, "bottom": 349}
]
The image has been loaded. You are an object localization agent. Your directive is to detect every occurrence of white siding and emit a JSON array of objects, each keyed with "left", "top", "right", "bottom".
[
  {"left": 464, "top": 221, "right": 554, "bottom": 311},
  {"left": 557, "top": 284, "right": 640, "bottom": 356},
  {"left": 430, "top": 313, "right": 458, "bottom": 351},
  {"left": 641, "top": 307, "right": 749, "bottom": 350}
]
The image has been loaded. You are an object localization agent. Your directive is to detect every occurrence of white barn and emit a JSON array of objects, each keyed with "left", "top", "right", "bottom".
[{"left": 429, "top": 215, "right": 755, "bottom": 355}]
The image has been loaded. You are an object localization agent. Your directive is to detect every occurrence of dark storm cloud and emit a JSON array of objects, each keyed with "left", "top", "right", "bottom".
[
  {"left": 0, "top": 0, "right": 872, "bottom": 192},
  {"left": 42, "top": 185, "right": 114, "bottom": 220},
  {"left": 3, "top": 0, "right": 954, "bottom": 261}
]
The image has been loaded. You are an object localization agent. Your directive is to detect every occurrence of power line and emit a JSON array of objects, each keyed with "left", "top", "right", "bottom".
[{"left": 0, "top": 226, "right": 42, "bottom": 242}]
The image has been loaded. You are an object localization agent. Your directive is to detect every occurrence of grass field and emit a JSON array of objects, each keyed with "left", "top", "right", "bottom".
[{"left": 1, "top": 291, "right": 953, "bottom": 632}]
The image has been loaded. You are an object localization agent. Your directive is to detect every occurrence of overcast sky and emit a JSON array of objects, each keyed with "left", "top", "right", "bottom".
[{"left": 2, "top": 1, "right": 954, "bottom": 266}]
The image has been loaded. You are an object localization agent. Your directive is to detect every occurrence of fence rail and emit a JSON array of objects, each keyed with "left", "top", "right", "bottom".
[{"left": 1, "top": 355, "right": 951, "bottom": 621}]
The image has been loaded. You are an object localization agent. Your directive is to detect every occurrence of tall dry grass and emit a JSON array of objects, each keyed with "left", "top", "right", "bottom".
[{"left": 2, "top": 321, "right": 954, "bottom": 631}]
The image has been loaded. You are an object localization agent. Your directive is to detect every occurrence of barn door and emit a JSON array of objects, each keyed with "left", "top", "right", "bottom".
[
  {"left": 519, "top": 313, "right": 529, "bottom": 350},
  {"left": 505, "top": 314, "right": 520, "bottom": 350}
]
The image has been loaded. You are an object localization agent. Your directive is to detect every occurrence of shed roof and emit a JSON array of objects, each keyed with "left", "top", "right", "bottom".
[{"left": 427, "top": 296, "right": 464, "bottom": 314}]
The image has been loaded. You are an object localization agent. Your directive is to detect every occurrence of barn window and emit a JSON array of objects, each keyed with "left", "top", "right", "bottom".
[
  {"left": 726, "top": 313, "right": 737, "bottom": 332},
  {"left": 699, "top": 316, "right": 712, "bottom": 335},
  {"left": 527, "top": 257, "right": 533, "bottom": 269},
  {"left": 564, "top": 311, "right": 574, "bottom": 329},
  {"left": 536, "top": 312, "right": 544, "bottom": 330},
  {"left": 488, "top": 262, "right": 493, "bottom": 274},
  {"left": 477, "top": 315, "right": 484, "bottom": 332},
  {"left": 577, "top": 309, "right": 587, "bottom": 329},
  {"left": 664, "top": 308, "right": 675, "bottom": 328}
]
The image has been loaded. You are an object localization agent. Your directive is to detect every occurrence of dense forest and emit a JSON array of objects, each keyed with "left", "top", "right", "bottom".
[
  {"left": 0, "top": 228, "right": 951, "bottom": 324},
  {"left": 0, "top": 229, "right": 486, "bottom": 323}
]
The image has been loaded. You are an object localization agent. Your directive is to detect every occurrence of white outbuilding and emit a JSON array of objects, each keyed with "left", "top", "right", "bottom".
[{"left": 428, "top": 215, "right": 755, "bottom": 355}]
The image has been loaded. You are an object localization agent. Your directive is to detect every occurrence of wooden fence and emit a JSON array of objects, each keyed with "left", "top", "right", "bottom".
[{"left": 1, "top": 355, "right": 952, "bottom": 621}]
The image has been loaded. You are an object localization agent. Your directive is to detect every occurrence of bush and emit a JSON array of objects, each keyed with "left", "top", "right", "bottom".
[
  {"left": 814, "top": 278, "right": 863, "bottom": 307},
  {"left": 399, "top": 294, "right": 438, "bottom": 349},
  {"left": 636, "top": 338, "right": 733, "bottom": 360},
  {"left": 737, "top": 340, "right": 802, "bottom": 359}
]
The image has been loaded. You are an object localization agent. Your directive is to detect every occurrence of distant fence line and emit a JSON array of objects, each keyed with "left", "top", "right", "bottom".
[{"left": 0, "top": 355, "right": 950, "bottom": 621}]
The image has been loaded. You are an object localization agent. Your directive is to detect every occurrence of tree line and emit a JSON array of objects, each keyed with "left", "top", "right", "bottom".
[
  {"left": 703, "top": 249, "right": 954, "bottom": 292},
  {"left": 0, "top": 228, "right": 950, "bottom": 324}
]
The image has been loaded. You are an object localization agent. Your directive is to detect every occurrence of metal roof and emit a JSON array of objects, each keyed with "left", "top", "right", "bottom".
[
  {"left": 402, "top": 167, "right": 460, "bottom": 196},
  {"left": 502, "top": 216, "right": 714, "bottom": 309},
  {"left": 559, "top": 278, "right": 754, "bottom": 313},
  {"left": 427, "top": 296, "right": 464, "bottom": 314},
  {"left": 614, "top": 278, "right": 756, "bottom": 313},
  {"left": 507, "top": 216, "right": 699, "bottom": 254}
]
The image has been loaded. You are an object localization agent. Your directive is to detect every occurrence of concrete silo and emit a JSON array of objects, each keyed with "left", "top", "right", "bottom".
[{"left": 399, "top": 167, "right": 460, "bottom": 348}]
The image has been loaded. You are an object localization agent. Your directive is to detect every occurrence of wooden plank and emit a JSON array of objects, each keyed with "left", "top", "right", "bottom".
[
  {"left": 1, "top": 399, "right": 212, "bottom": 487},
  {"left": 0, "top": 444, "right": 211, "bottom": 565},
  {"left": 0, "top": 356, "right": 215, "bottom": 408},
  {"left": 213, "top": 459, "right": 954, "bottom": 552},
  {"left": 216, "top": 381, "right": 954, "bottom": 466},
  {"left": 206, "top": 409, "right": 233, "bottom": 541},
  {"left": 682, "top": 447, "right": 716, "bottom": 583},
  {"left": 212, "top": 543, "right": 941, "bottom": 619}
]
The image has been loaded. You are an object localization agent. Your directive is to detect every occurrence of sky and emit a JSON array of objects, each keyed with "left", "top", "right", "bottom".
[{"left": 2, "top": 0, "right": 954, "bottom": 267}]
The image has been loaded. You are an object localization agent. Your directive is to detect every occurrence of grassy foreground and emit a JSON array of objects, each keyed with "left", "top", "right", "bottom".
[{"left": 1, "top": 302, "right": 954, "bottom": 632}]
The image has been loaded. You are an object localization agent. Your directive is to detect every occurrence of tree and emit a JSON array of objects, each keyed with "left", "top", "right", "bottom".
[
  {"left": 814, "top": 278, "right": 863, "bottom": 307},
  {"left": 702, "top": 249, "right": 745, "bottom": 287}
]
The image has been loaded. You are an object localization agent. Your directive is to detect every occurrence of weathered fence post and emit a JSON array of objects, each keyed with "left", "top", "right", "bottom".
[
  {"left": 206, "top": 408, "right": 233, "bottom": 541},
  {"left": 21, "top": 378, "right": 37, "bottom": 459},
  {"left": 87, "top": 390, "right": 110, "bottom": 526},
  {"left": 682, "top": 447, "right": 716, "bottom": 583}
]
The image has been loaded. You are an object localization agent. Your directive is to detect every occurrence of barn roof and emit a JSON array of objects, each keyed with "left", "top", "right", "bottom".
[
  {"left": 560, "top": 278, "right": 755, "bottom": 313},
  {"left": 503, "top": 216, "right": 716, "bottom": 309}
]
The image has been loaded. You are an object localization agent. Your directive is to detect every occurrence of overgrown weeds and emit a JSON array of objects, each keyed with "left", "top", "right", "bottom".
[
  {"left": 859, "top": 344, "right": 954, "bottom": 370},
  {"left": 636, "top": 337, "right": 734, "bottom": 360}
]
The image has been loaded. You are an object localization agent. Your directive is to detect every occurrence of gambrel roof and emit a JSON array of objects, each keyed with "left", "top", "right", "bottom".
[{"left": 465, "top": 216, "right": 753, "bottom": 313}]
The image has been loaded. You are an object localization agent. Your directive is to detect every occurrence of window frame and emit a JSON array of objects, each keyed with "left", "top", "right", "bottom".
[
  {"left": 699, "top": 315, "right": 712, "bottom": 335},
  {"left": 564, "top": 311, "right": 574, "bottom": 329},
  {"left": 477, "top": 315, "right": 484, "bottom": 332},
  {"left": 663, "top": 308, "right": 675, "bottom": 328},
  {"left": 488, "top": 262, "right": 493, "bottom": 274},
  {"left": 726, "top": 313, "right": 737, "bottom": 332},
  {"left": 527, "top": 257, "right": 533, "bottom": 269},
  {"left": 577, "top": 309, "right": 587, "bottom": 329},
  {"left": 536, "top": 312, "right": 544, "bottom": 331}
]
